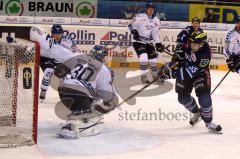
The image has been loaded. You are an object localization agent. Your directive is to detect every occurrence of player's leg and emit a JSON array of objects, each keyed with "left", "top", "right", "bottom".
[
  {"left": 39, "top": 57, "right": 54, "bottom": 100},
  {"left": 194, "top": 72, "right": 222, "bottom": 133},
  {"left": 176, "top": 78, "right": 201, "bottom": 125},
  {"left": 56, "top": 78, "right": 104, "bottom": 139},
  {"left": 133, "top": 42, "right": 150, "bottom": 84},
  {"left": 146, "top": 44, "right": 164, "bottom": 84}
]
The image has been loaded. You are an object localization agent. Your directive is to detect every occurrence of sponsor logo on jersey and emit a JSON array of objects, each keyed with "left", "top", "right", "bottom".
[
  {"left": 199, "top": 59, "right": 209, "bottom": 67},
  {"left": 64, "top": 30, "right": 95, "bottom": 45},
  {"left": 23, "top": 67, "right": 32, "bottom": 89},
  {"left": 100, "top": 31, "right": 132, "bottom": 46}
]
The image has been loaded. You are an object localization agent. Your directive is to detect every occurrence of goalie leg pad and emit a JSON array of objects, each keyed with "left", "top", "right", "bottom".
[
  {"left": 58, "top": 87, "right": 94, "bottom": 112},
  {"left": 56, "top": 115, "right": 104, "bottom": 139}
]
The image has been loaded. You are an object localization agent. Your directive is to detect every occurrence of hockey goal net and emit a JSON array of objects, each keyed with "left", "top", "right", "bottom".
[{"left": 0, "top": 39, "right": 40, "bottom": 148}]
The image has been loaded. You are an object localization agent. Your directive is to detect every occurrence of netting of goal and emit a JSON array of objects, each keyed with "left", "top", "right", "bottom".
[{"left": 0, "top": 38, "right": 40, "bottom": 148}]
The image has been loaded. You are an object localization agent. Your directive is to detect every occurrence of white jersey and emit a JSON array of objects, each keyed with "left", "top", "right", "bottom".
[
  {"left": 224, "top": 27, "right": 240, "bottom": 57},
  {"left": 39, "top": 33, "right": 77, "bottom": 58},
  {"left": 49, "top": 43, "right": 118, "bottom": 104},
  {"left": 129, "top": 13, "right": 161, "bottom": 44}
]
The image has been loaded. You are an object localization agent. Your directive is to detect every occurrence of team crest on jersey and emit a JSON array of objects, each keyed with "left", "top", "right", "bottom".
[
  {"left": 199, "top": 59, "right": 209, "bottom": 67},
  {"left": 191, "top": 53, "right": 197, "bottom": 62}
]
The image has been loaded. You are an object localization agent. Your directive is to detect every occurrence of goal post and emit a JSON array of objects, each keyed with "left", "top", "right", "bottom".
[{"left": 0, "top": 39, "right": 40, "bottom": 148}]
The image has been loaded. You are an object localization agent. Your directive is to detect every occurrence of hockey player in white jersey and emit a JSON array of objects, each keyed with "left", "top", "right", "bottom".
[
  {"left": 128, "top": 2, "right": 164, "bottom": 84},
  {"left": 31, "top": 27, "right": 119, "bottom": 138},
  {"left": 224, "top": 17, "right": 240, "bottom": 73},
  {"left": 39, "top": 24, "right": 78, "bottom": 101}
]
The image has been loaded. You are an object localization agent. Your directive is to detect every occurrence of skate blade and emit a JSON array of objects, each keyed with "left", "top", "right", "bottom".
[
  {"left": 40, "top": 99, "right": 45, "bottom": 103},
  {"left": 208, "top": 129, "right": 223, "bottom": 134}
]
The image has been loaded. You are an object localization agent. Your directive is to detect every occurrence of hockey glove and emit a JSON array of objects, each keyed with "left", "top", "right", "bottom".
[
  {"left": 131, "top": 29, "right": 140, "bottom": 40},
  {"left": 54, "top": 63, "right": 71, "bottom": 78},
  {"left": 172, "top": 49, "right": 185, "bottom": 63},
  {"left": 226, "top": 54, "right": 240, "bottom": 72},
  {"left": 155, "top": 43, "right": 164, "bottom": 53},
  {"left": 158, "top": 62, "right": 177, "bottom": 79}
]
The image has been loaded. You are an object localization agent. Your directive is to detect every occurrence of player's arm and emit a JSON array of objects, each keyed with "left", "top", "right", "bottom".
[
  {"left": 128, "top": 14, "right": 141, "bottom": 40},
  {"left": 176, "top": 27, "right": 191, "bottom": 50},
  {"left": 152, "top": 17, "right": 164, "bottom": 53},
  {"left": 224, "top": 29, "right": 235, "bottom": 58},
  {"left": 224, "top": 29, "right": 240, "bottom": 72},
  {"left": 93, "top": 66, "right": 119, "bottom": 114}
]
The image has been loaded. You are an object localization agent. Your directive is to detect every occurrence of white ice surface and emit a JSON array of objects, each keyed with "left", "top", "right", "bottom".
[{"left": 1, "top": 70, "right": 240, "bottom": 159}]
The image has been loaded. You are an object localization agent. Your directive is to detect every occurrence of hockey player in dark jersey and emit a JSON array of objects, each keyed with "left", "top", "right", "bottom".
[{"left": 159, "top": 31, "right": 222, "bottom": 134}]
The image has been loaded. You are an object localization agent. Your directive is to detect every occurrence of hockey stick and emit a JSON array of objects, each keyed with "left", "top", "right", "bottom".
[
  {"left": 210, "top": 70, "right": 231, "bottom": 95},
  {"left": 117, "top": 62, "right": 179, "bottom": 107}
]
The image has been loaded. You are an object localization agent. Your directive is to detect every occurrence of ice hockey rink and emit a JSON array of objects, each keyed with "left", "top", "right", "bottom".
[{"left": 1, "top": 69, "right": 240, "bottom": 159}]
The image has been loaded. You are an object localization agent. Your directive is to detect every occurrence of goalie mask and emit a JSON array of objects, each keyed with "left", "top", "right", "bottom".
[
  {"left": 89, "top": 45, "right": 108, "bottom": 62},
  {"left": 189, "top": 31, "right": 207, "bottom": 52}
]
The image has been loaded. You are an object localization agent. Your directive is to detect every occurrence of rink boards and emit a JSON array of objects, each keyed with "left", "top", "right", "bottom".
[{"left": 0, "top": 23, "right": 229, "bottom": 71}]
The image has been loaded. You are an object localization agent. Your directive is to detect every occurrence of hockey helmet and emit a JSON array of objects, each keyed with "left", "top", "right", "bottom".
[
  {"left": 235, "top": 16, "right": 240, "bottom": 23},
  {"left": 192, "top": 16, "right": 201, "bottom": 23},
  {"left": 89, "top": 45, "right": 108, "bottom": 62},
  {"left": 189, "top": 31, "right": 207, "bottom": 44},
  {"left": 51, "top": 24, "right": 64, "bottom": 34},
  {"left": 145, "top": 2, "right": 155, "bottom": 10}
]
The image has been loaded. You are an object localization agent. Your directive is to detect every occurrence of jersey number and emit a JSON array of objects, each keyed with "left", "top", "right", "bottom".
[{"left": 72, "top": 64, "right": 94, "bottom": 81}]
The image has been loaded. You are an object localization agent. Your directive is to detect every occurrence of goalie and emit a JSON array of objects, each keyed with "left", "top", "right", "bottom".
[{"left": 30, "top": 27, "right": 118, "bottom": 138}]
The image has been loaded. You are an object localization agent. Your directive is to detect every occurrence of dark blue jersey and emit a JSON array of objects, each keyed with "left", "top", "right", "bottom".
[{"left": 176, "top": 43, "right": 211, "bottom": 80}]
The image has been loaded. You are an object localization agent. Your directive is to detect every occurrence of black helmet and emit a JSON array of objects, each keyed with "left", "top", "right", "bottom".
[
  {"left": 192, "top": 16, "right": 201, "bottom": 23},
  {"left": 236, "top": 16, "right": 240, "bottom": 23},
  {"left": 189, "top": 31, "right": 207, "bottom": 44},
  {"left": 51, "top": 24, "right": 63, "bottom": 34},
  {"left": 145, "top": 2, "right": 155, "bottom": 9}
]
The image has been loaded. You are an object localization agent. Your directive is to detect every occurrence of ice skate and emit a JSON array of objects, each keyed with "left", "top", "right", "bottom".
[
  {"left": 206, "top": 122, "right": 222, "bottom": 134},
  {"left": 39, "top": 89, "right": 47, "bottom": 102},
  {"left": 153, "top": 76, "right": 165, "bottom": 85},
  {"left": 141, "top": 75, "right": 150, "bottom": 84},
  {"left": 189, "top": 109, "right": 201, "bottom": 126}
]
